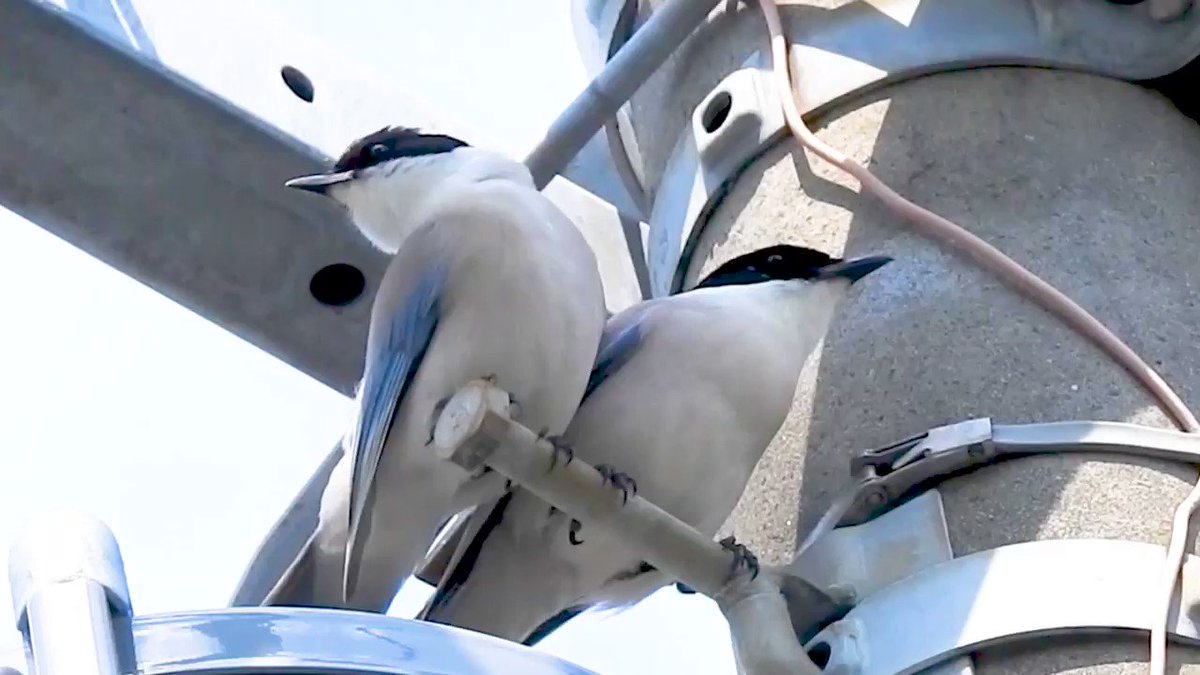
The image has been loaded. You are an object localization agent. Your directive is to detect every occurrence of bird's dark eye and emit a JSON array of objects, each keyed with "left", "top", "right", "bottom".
[{"left": 369, "top": 143, "right": 390, "bottom": 158}]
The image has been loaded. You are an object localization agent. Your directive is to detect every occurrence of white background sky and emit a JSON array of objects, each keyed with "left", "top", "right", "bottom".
[{"left": 0, "top": 1, "right": 737, "bottom": 673}]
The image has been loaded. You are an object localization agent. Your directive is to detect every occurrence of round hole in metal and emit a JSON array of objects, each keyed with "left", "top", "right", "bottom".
[
  {"left": 310, "top": 263, "right": 365, "bottom": 307},
  {"left": 702, "top": 91, "right": 732, "bottom": 133},
  {"left": 281, "top": 65, "right": 315, "bottom": 102},
  {"left": 807, "top": 641, "right": 831, "bottom": 669}
]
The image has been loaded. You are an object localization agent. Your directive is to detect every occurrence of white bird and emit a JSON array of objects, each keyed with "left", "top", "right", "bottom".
[
  {"left": 263, "top": 126, "right": 608, "bottom": 611},
  {"left": 417, "top": 244, "right": 891, "bottom": 643}
]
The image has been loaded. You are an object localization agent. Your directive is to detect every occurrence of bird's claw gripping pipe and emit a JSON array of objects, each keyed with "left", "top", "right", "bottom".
[
  {"left": 595, "top": 464, "right": 639, "bottom": 505},
  {"left": 538, "top": 429, "right": 575, "bottom": 472},
  {"left": 432, "top": 378, "right": 823, "bottom": 673},
  {"left": 557, "top": 457, "right": 633, "bottom": 545},
  {"left": 720, "top": 535, "right": 760, "bottom": 582}
]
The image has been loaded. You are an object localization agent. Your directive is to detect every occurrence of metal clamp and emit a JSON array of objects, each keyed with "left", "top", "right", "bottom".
[
  {"left": 776, "top": 418, "right": 1200, "bottom": 674},
  {"left": 785, "top": 490, "right": 975, "bottom": 675},
  {"left": 804, "top": 538, "right": 1200, "bottom": 675},
  {"left": 839, "top": 417, "right": 998, "bottom": 527},
  {"left": 640, "top": 0, "right": 1200, "bottom": 297},
  {"left": 840, "top": 418, "right": 1200, "bottom": 527}
]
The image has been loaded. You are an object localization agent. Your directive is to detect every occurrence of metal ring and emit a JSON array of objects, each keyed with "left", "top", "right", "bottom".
[
  {"left": 636, "top": 0, "right": 1200, "bottom": 295},
  {"left": 804, "top": 538, "right": 1200, "bottom": 674}
]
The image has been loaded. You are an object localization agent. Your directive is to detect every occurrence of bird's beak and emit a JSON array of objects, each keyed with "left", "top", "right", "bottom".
[
  {"left": 284, "top": 170, "right": 355, "bottom": 195},
  {"left": 816, "top": 255, "right": 893, "bottom": 284}
]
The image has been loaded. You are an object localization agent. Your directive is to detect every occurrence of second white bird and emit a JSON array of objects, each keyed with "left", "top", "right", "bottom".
[{"left": 418, "top": 243, "right": 891, "bottom": 643}]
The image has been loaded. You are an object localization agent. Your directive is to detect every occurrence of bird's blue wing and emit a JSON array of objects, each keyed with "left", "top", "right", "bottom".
[
  {"left": 582, "top": 310, "right": 648, "bottom": 402},
  {"left": 347, "top": 265, "right": 446, "bottom": 538},
  {"left": 508, "top": 310, "right": 649, "bottom": 639},
  {"left": 419, "top": 308, "right": 652, "bottom": 625},
  {"left": 418, "top": 492, "right": 514, "bottom": 620}
]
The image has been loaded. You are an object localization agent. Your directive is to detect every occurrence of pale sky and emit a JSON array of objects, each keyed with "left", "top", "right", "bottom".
[{"left": 0, "top": 1, "right": 736, "bottom": 673}]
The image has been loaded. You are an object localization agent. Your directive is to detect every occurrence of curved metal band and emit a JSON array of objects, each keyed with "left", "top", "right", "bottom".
[
  {"left": 804, "top": 539, "right": 1200, "bottom": 675},
  {"left": 127, "top": 608, "right": 597, "bottom": 674},
  {"left": 638, "top": 0, "right": 1200, "bottom": 295},
  {"left": 603, "top": 0, "right": 653, "bottom": 215},
  {"left": 6, "top": 512, "right": 596, "bottom": 674},
  {"left": 791, "top": 418, "right": 1200, "bottom": 573}
]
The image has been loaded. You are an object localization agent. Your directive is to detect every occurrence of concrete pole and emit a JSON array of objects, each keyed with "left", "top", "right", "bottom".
[{"left": 616, "top": 2, "right": 1200, "bottom": 672}]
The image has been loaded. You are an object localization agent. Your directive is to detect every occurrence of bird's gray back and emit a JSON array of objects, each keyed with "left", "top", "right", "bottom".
[{"left": 340, "top": 179, "right": 607, "bottom": 609}]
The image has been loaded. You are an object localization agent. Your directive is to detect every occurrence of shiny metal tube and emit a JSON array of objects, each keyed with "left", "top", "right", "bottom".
[
  {"left": 524, "top": 0, "right": 722, "bottom": 188},
  {"left": 7, "top": 512, "right": 134, "bottom": 675},
  {"left": 23, "top": 580, "right": 121, "bottom": 675}
]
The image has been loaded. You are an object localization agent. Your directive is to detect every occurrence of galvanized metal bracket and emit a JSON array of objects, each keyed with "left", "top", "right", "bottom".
[
  {"left": 581, "top": 0, "right": 1200, "bottom": 226},
  {"left": 803, "top": 538, "right": 1200, "bottom": 675},
  {"left": 787, "top": 490, "right": 975, "bottom": 675},
  {"left": 791, "top": 418, "right": 1200, "bottom": 566},
  {"left": 648, "top": 59, "right": 785, "bottom": 296},
  {"left": 772, "top": 417, "right": 1200, "bottom": 667},
  {"left": 643, "top": 0, "right": 1200, "bottom": 295},
  {"left": 838, "top": 418, "right": 1200, "bottom": 529}
]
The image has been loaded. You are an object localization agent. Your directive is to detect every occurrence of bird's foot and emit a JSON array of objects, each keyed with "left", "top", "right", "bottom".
[
  {"left": 537, "top": 428, "right": 575, "bottom": 471},
  {"left": 595, "top": 464, "right": 638, "bottom": 505},
  {"left": 719, "top": 536, "right": 759, "bottom": 581},
  {"left": 569, "top": 518, "right": 585, "bottom": 545}
]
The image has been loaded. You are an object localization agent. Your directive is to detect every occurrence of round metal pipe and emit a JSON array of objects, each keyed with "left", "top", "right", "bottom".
[
  {"left": 23, "top": 581, "right": 121, "bottom": 675},
  {"left": 7, "top": 512, "right": 134, "bottom": 675},
  {"left": 524, "top": 0, "right": 723, "bottom": 188}
]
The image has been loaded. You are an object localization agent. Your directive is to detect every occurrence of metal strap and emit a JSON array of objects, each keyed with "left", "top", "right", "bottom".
[
  {"left": 851, "top": 419, "right": 1200, "bottom": 525},
  {"left": 804, "top": 538, "right": 1200, "bottom": 675},
  {"left": 797, "top": 419, "right": 1200, "bottom": 560}
]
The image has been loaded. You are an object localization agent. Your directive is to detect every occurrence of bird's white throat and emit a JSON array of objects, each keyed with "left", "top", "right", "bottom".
[{"left": 333, "top": 147, "right": 534, "bottom": 254}]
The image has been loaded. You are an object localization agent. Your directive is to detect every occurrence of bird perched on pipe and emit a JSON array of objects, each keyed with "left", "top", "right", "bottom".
[
  {"left": 417, "top": 244, "right": 891, "bottom": 643},
  {"left": 263, "top": 126, "right": 608, "bottom": 611}
]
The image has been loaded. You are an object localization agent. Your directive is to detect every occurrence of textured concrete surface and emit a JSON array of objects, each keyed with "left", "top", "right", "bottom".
[{"left": 636, "top": 38, "right": 1200, "bottom": 674}]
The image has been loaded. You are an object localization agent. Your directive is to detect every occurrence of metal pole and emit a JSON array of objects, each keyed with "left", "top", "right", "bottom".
[
  {"left": 7, "top": 511, "right": 134, "bottom": 675},
  {"left": 524, "top": 0, "right": 722, "bottom": 188},
  {"left": 23, "top": 582, "right": 121, "bottom": 675}
]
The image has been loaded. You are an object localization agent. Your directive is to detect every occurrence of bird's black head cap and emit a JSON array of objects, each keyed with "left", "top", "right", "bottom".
[
  {"left": 696, "top": 244, "right": 891, "bottom": 289},
  {"left": 333, "top": 126, "right": 470, "bottom": 173}
]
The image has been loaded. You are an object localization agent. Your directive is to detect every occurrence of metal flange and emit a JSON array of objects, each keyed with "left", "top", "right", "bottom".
[
  {"left": 803, "top": 538, "right": 1200, "bottom": 674},
  {"left": 637, "top": 0, "right": 1200, "bottom": 295}
]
